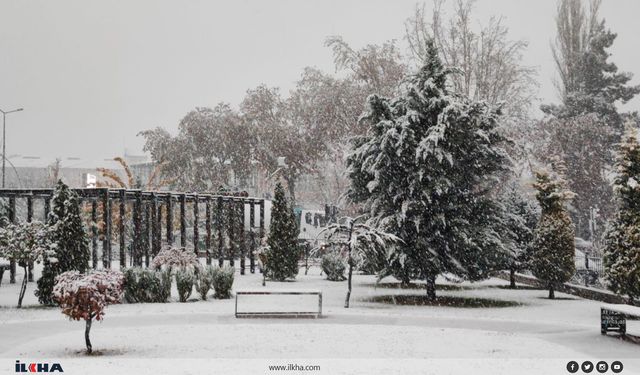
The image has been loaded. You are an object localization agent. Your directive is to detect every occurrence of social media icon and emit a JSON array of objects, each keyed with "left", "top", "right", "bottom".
[
  {"left": 596, "top": 361, "right": 608, "bottom": 373},
  {"left": 611, "top": 361, "right": 624, "bottom": 373},
  {"left": 582, "top": 361, "right": 594, "bottom": 373},
  {"left": 567, "top": 361, "right": 579, "bottom": 373}
]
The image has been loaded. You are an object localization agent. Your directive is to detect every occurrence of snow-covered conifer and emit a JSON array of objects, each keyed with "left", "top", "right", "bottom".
[
  {"left": 36, "top": 180, "right": 90, "bottom": 305},
  {"left": 501, "top": 184, "right": 539, "bottom": 288},
  {"left": 265, "top": 183, "right": 300, "bottom": 281},
  {"left": 603, "top": 128, "right": 640, "bottom": 304},
  {"left": 530, "top": 164, "right": 575, "bottom": 299},
  {"left": 347, "top": 39, "right": 510, "bottom": 299}
]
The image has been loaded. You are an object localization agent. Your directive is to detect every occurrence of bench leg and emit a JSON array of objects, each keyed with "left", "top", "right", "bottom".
[{"left": 0, "top": 267, "right": 4, "bottom": 286}]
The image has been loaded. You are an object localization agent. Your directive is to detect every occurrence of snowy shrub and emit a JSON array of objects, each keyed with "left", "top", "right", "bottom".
[
  {"left": 176, "top": 268, "right": 195, "bottom": 302},
  {"left": 53, "top": 269, "right": 124, "bottom": 354},
  {"left": 321, "top": 252, "right": 346, "bottom": 281},
  {"left": 196, "top": 265, "right": 215, "bottom": 300},
  {"left": 123, "top": 267, "right": 171, "bottom": 303},
  {"left": 211, "top": 266, "right": 234, "bottom": 299},
  {"left": 150, "top": 246, "right": 200, "bottom": 273},
  {"left": 0, "top": 221, "right": 54, "bottom": 308}
]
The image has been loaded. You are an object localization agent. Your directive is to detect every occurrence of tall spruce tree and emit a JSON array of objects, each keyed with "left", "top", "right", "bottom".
[
  {"left": 603, "top": 128, "right": 640, "bottom": 305},
  {"left": 347, "top": 40, "right": 510, "bottom": 300},
  {"left": 530, "top": 166, "right": 576, "bottom": 299},
  {"left": 36, "top": 180, "right": 90, "bottom": 305},
  {"left": 265, "top": 183, "right": 300, "bottom": 281}
]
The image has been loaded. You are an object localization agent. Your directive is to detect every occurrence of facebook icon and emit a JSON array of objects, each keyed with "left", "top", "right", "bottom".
[{"left": 567, "top": 361, "right": 579, "bottom": 373}]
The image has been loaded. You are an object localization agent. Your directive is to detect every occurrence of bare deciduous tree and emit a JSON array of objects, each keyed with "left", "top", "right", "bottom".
[
  {"left": 405, "top": 0, "right": 538, "bottom": 173},
  {"left": 551, "top": 0, "right": 601, "bottom": 98}
]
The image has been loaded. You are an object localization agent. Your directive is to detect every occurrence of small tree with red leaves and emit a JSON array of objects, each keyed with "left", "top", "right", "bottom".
[{"left": 53, "top": 270, "right": 124, "bottom": 354}]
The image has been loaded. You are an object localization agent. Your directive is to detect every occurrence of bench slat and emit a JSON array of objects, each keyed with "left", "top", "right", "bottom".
[{"left": 235, "top": 290, "right": 322, "bottom": 318}]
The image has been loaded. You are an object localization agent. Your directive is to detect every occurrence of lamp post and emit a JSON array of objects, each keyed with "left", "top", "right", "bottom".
[{"left": 0, "top": 108, "right": 24, "bottom": 188}]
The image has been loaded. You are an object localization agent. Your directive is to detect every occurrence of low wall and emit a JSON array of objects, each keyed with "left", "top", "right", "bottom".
[{"left": 497, "top": 272, "right": 636, "bottom": 305}]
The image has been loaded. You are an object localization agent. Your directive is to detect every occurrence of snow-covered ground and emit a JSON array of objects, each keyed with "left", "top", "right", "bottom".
[{"left": 0, "top": 265, "right": 638, "bottom": 375}]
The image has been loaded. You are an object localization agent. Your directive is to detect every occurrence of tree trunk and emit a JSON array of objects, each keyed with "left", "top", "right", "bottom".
[
  {"left": 344, "top": 258, "right": 353, "bottom": 308},
  {"left": 17, "top": 266, "right": 28, "bottom": 308},
  {"left": 509, "top": 268, "right": 516, "bottom": 289},
  {"left": 548, "top": 284, "right": 555, "bottom": 299},
  {"left": 85, "top": 318, "right": 93, "bottom": 354},
  {"left": 426, "top": 274, "right": 436, "bottom": 301}
]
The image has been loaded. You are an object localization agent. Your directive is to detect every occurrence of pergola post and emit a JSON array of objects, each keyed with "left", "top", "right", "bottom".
[
  {"left": 144, "top": 201, "right": 151, "bottom": 267},
  {"left": 133, "top": 190, "right": 142, "bottom": 267},
  {"left": 150, "top": 193, "right": 159, "bottom": 257},
  {"left": 228, "top": 199, "right": 235, "bottom": 268},
  {"left": 259, "top": 199, "right": 265, "bottom": 239},
  {"left": 193, "top": 194, "right": 199, "bottom": 257},
  {"left": 249, "top": 201, "right": 256, "bottom": 273},
  {"left": 119, "top": 189, "right": 126, "bottom": 268},
  {"left": 91, "top": 200, "right": 98, "bottom": 270},
  {"left": 238, "top": 200, "right": 245, "bottom": 275},
  {"left": 180, "top": 194, "right": 186, "bottom": 248},
  {"left": 156, "top": 201, "right": 163, "bottom": 254},
  {"left": 26, "top": 195, "right": 34, "bottom": 281},
  {"left": 166, "top": 194, "right": 174, "bottom": 245},
  {"left": 217, "top": 197, "right": 224, "bottom": 267},
  {"left": 8, "top": 197, "right": 15, "bottom": 283},
  {"left": 102, "top": 189, "right": 111, "bottom": 269},
  {"left": 205, "top": 197, "right": 212, "bottom": 265}
]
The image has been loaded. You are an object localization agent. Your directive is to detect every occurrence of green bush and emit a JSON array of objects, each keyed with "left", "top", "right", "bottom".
[
  {"left": 176, "top": 269, "right": 196, "bottom": 302},
  {"left": 123, "top": 267, "right": 171, "bottom": 303},
  {"left": 211, "top": 266, "right": 235, "bottom": 299},
  {"left": 196, "top": 265, "right": 215, "bottom": 300},
  {"left": 321, "top": 253, "right": 346, "bottom": 281}
]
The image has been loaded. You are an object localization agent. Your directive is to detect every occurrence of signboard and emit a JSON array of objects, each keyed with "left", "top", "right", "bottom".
[{"left": 601, "top": 308, "right": 626, "bottom": 334}]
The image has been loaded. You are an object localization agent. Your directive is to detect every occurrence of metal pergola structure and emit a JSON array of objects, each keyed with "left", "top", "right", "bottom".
[{"left": 0, "top": 188, "right": 265, "bottom": 284}]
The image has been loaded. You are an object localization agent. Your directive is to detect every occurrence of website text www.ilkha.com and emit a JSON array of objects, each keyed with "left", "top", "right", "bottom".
[{"left": 268, "top": 363, "right": 321, "bottom": 372}]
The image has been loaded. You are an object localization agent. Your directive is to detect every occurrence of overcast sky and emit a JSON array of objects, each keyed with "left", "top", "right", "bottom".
[{"left": 0, "top": 0, "right": 638, "bottom": 166}]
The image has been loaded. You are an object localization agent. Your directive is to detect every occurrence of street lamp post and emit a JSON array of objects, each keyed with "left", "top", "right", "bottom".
[{"left": 0, "top": 108, "right": 24, "bottom": 188}]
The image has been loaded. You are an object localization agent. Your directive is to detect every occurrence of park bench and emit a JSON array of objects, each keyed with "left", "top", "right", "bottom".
[
  {"left": 235, "top": 290, "right": 322, "bottom": 318},
  {"left": 601, "top": 303, "right": 640, "bottom": 335}
]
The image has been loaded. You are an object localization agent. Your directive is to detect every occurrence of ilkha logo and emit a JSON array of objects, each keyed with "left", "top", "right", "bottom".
[{"left": 15, "top": 360, "right": 63, "bottom": 373}]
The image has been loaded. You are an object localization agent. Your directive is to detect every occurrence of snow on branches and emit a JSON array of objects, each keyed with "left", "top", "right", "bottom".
[
  {"left": 53, "top": 269, "right": 124, "bottom": 322},
  {"left": 321, "top": 216, "right": 401, "bottom": 307},
  {"left": 53, "top": 269, "right": 124, "bottom": 354},
  {"left": 150, "top": 246, "right": 200, "bottom": 272},
  {"left": 0, "top": 221, "right": 55, "bottom": 307}
]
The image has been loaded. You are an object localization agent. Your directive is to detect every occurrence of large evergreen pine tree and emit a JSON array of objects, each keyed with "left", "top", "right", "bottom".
[
  {"left": 603, "top": 128, "right": 640, "bottom": 305},
  {"left": 530, "top": 165, "right": 576, "bottom": 299},
  {"left": 265, "top": 182, "right": 300, "bottom": 281},
  {"left": 348, "top": 40, "right": 510, "bottom": 300},
  {"left": 36, "top": 180, "right": 90, "bottom": 305}
]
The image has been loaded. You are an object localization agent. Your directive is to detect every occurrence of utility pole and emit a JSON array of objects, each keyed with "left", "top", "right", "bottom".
[{"left": 0, "top": 107, "right": 24, "bottom": 188}]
